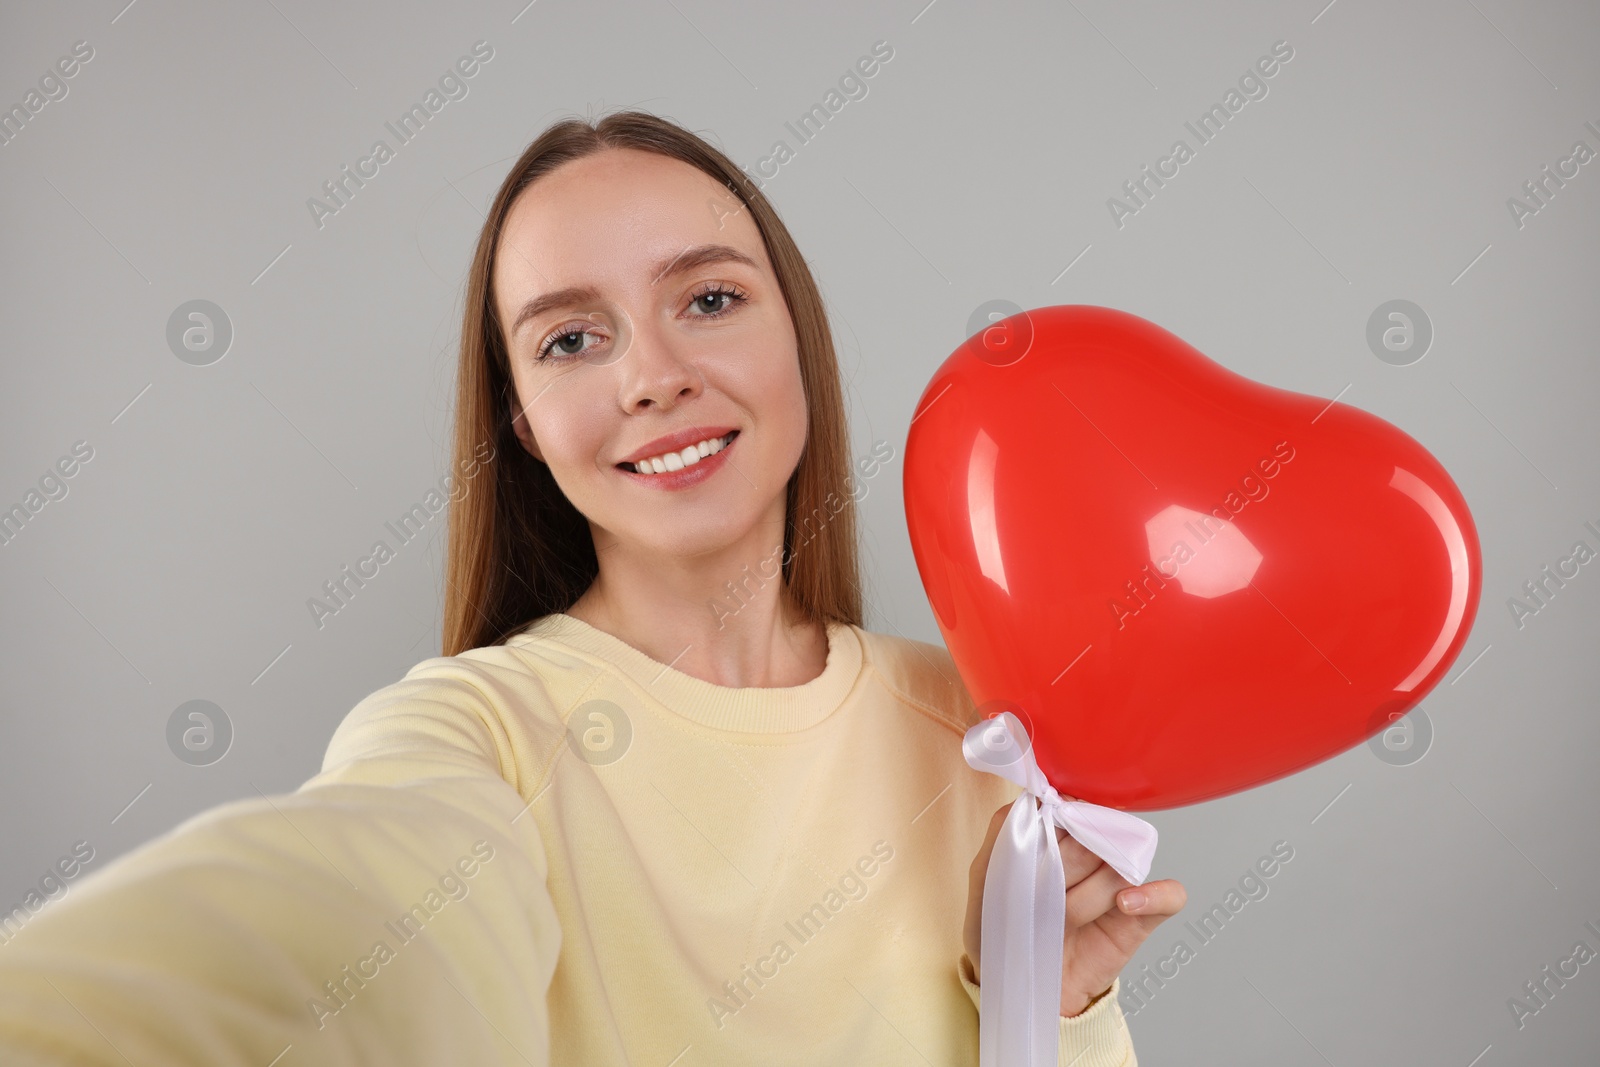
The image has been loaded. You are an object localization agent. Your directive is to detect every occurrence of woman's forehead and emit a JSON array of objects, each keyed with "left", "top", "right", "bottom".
[
  {"left": 508, "top": 151, "right": 745, "bottom": 252},
  {"left": 494, "top": 152, "right": 765, "bottom": 300}
]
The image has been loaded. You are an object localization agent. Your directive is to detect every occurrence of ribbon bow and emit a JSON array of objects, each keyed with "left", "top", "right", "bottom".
[{"left": 961, "top": 711, "right": 1159, "bottom": 1067}]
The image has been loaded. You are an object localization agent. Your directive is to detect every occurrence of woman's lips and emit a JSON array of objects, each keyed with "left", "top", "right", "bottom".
[{"left": 616, "top": 430, "right": 739, "bottom": 490}]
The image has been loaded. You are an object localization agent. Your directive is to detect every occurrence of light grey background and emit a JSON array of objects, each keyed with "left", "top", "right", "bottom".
[{"left": 3, "top": 0, "right": 1597, "bottom": 1062}]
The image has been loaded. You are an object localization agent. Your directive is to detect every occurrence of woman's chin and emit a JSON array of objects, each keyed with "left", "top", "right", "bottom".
[{"left": 604, "top": 519, "right": 777, "bottom": 565}]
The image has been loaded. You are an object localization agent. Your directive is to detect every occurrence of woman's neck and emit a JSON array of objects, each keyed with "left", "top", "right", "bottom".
[{"left": 565, "top": 579, "right": 828, "bottom": 690}]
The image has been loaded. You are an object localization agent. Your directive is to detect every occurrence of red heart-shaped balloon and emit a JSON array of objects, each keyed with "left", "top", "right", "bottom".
[{"left": 905, "top": 305, "right": 1481, "bottom": 810}]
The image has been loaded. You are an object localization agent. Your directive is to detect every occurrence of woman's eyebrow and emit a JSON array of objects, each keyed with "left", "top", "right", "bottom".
[
  {"left": 511, "top": 285, "right": 602, "bottom": 339},
  {"left": 647, "top": 243, "right": 759, "bottom": 285},
  {"left": 510, "top": 244, "right": 760, "bottom": 339}
]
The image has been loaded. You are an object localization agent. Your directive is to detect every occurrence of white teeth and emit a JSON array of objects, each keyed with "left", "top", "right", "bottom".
[{"left": 630, "top": 433, "right": 734, "bottom": 474}]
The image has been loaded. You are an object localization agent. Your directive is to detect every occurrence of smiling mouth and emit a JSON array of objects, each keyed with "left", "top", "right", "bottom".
[{"left": 618, "top": 430, "right": 739, "bottom": 474}]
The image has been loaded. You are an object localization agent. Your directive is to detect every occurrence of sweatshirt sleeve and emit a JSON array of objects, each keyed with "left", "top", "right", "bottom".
[
  {"left": 958, "top": 952, "right": 1138, "bottom": 1067},
  {"left": 0, "top": 665, "right": 563, "bottom": 1067}
]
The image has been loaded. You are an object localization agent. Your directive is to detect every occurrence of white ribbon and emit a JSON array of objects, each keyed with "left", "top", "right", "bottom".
[{"left": 961, "top": 711, "right": 1159, "bottom": 1067}]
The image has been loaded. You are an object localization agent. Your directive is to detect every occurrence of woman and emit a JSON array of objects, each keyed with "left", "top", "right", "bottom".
[{"left": 0, "top": 111, "right": 1183, "bottom": 1066}]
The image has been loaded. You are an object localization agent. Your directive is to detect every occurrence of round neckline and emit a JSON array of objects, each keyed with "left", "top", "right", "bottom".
[{"left": 509, "top": 612, "right": 865, "bottom": 734}]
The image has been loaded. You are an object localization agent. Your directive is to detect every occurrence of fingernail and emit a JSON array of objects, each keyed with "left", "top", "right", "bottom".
[{"left": 1121, "top": 890, "right": 1146, "bottom": 911}]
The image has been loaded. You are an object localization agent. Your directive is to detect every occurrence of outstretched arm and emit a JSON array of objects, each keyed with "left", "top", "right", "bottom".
[{"left": 0, "top": 666, "right": 563, "bottom": 1066}]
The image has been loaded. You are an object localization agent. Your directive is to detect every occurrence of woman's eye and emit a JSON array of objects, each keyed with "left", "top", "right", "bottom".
[
  {"left": 537, "top": 288, "right": 744, "bottom": 361},
  {"left": 689, "top": 285, "right": 747, "bottom": 318},
  {"left": 538, "top": 327, "right": 601, "bottom": 361}
]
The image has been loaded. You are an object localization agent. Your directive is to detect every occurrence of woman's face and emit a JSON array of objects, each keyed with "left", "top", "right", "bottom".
[{"left": 493, "top": 147, "right": 807, "bottom": 564}]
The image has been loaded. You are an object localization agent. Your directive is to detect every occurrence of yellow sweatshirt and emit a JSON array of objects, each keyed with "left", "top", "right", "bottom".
[{"left": 0, "top": 613, "right": 1137, "bottom": 1066}]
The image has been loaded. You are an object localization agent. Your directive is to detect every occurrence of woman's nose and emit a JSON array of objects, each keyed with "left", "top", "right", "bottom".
[{"left": 617, "top": 320, "right": 700, "bottom": 411}]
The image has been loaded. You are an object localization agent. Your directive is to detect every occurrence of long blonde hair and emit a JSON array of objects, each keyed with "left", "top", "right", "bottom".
[{"left": 441, "top": 110, "right": 863, "bottom": 656}]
